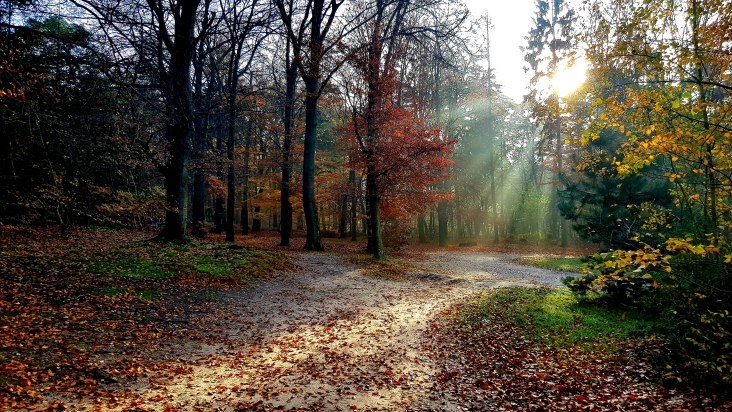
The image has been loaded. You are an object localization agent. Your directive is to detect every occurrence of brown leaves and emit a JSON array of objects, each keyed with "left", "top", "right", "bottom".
[{"left": 423, "top": 295, "right": 705, "bottom": 411}]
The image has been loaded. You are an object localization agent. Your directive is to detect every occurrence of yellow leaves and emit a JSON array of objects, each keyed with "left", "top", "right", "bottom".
[{"left": 671, "top": 156, "right": 678, "bottom": 162}]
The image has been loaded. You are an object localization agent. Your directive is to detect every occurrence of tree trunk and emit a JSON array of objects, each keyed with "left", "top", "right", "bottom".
[
  {"left": 417, "top": 216, "right": 427, "bottom": 243},
  {"left": 302, "top": 77, "right": 323, "bottom": 250},
  {"left": 252, "top": 187, "right": 262, "bottom": 232},
  {"left": 157, "top": 0, "right": 199, "bottom": 242},
  {"left": 437, "top": 198, "right": 447, "bottom": 247},
  {"left": 349, "top": 170, "right": 357, "bottom": 241},
  {"left": 279, "top": 33, "right": 297, "bottom": 246},
  {"left": 279, "top": 163, "right": 292, "bottom": 242},
  {"left": 339, "top": 194, "right": 347, "bottom": 238},
  {"left": 214, "top": 133, "right": 225, "bottom": 234},
  {"left": 241, "top": 112, "right": 251, "bottom": 236},
  {"left": 191, "top": 38, "right": 207, "bottom": 236},
  {"left": 366, "top": 166, "right": 383, "bottom": 259},
  {"left": 240, "top": 205, "right": 247, "bottom": 235},
  {"left": 225, "top": 96, "right": 236, "bottom": 243}
]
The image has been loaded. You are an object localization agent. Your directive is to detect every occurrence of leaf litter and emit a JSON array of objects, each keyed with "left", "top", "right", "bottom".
[{"left": 0, "top": 227, "right": 710, "bottom": 411}]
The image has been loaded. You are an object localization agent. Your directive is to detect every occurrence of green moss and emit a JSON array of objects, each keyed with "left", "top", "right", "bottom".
[
  {"left": 0, "top": 311, "right": 21, "bottom": 317},
  {"left": 85, "top": 258, "right": 173, "bottom": 280},
  {"left": 463, "top": 287, "right": 664, "bottom": 352}
]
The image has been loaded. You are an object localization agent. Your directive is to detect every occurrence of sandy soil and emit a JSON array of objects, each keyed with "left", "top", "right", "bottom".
[{"left": 100, "top": 251, "right": 577, "bottom": 412}]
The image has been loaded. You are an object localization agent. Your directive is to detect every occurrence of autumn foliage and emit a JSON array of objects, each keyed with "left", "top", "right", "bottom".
[{"left": 339, "top": 26, "right": 453, "bottom": 256}]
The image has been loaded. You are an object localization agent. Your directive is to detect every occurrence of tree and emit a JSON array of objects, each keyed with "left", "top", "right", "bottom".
[
  {"left": 216, "top": 0, "right": 271, "bottom": 242},
  {"left": 275, "top": 0, "right": 301, "bottom": 246},
  {"left": 340, "top": 64, "right": 453, "bottom": 258},
  {"left": 60, "top": 0, "right": 215, "bottom": 241},
  {"left": 523, "top": 0, "right": 576, "bottom": 246},
  {"left": 578, "top": 0, "right": 732, "bottom": 247},
  {"left": 0, "top": 16, "right": 152, "bottom": 233},
  {"left": 273, "top": 0, "right": 351, "bottom": 251}
]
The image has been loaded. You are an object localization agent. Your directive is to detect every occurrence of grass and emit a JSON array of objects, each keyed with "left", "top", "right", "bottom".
[
  {"left": 1, "top": 240, "right": 292, "bottom": 288},
  {"left": 463, "top": 287, "right": 663, "bottom": 351},
  {"left": 516, "top": 256, "right": 586, "bottom": 273},
  {"left": 85, "top": 258, "right": 172, "bottom": 280},
  {"left": 0, "top": 375, "right": 16, "bottom": 385}
]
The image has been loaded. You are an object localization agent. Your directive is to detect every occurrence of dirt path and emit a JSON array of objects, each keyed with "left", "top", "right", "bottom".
[{"left": 106, "top": 252, "right": 576, "bottom": 412}]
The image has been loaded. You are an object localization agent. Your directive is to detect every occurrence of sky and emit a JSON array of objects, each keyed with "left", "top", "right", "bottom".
[
  {"left": 462, "top": 0, "right": 586, "bottom": 104},
  {"left": 462, "top": 0, "right": 536, "bottom": 103}
]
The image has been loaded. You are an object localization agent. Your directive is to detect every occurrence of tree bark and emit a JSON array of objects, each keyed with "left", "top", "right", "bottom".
[
  {"left": 242, "top": 120, "right": 251, "bottom": 235},
  {"left": 157, "top": 0, "right": 199, "bottom": 242},
  {"left": 349, "top": 170, "right": 357, "bottom": 241},
  {"left": 339, "top": 194, "right": 347, "bottom": 238},
  {"left": 417, "top": 215, "right": 427, "bottom": 243},
  {"left": 252, "top": 187, "right": 262, "bottom": 232},
  {"left": 225, "top": 94, "right": 236, "bottom": 242},
  {"left": 279, "top": 35, "right": 297, "bottom": 246},
  {"left": 214, "top": 133, "right": 225, "bottom": 234},
  {"left": 366, "top": 166, "right": 383, "bottom": 259},
  {"left": 302, "top": 77, "right": 323, "bottom": 250}
]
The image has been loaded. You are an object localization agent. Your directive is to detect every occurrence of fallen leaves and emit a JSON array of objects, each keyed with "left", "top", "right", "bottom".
[
  {"left": 0, "top": 227, "right": 717, "bottom": 411},
  {"left": 422, "top": 293, "right": 712, "bottom": 411}
]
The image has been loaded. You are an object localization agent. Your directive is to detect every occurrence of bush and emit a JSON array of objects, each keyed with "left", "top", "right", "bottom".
[
  {"left": 568, "top": 239, "right": 732, "bottom": 401},
  {"left": 562, "top": 274, "right": 597, "bottom": 295}
]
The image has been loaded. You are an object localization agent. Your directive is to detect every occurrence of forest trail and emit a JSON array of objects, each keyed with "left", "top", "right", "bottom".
[{"left": 123, "top": 252, "right": 576, "bottom": 412}]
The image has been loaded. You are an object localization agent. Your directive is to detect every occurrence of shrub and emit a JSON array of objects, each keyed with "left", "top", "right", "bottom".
[{"left": 562, "top": 274, "right": 597, "bottom": 295}]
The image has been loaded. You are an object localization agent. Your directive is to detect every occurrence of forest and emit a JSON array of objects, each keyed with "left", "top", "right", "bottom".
[{"left": 0, "top": 0, "right": 731, "bottom": 410}]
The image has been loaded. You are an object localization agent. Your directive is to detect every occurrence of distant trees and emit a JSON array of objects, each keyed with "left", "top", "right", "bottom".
[
  {"left": 523, "top": 0, "right": 576, "bottom": 246},
  {"left": 1, "top": 0, "right": 595, "bottom": 253},
  {"left": 0, "top": 15, "right": 144, "bottom": 234}
]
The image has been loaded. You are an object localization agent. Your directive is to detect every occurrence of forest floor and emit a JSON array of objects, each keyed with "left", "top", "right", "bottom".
[{"left": 0, "top": 227, "right": 709, "bottom": 411}]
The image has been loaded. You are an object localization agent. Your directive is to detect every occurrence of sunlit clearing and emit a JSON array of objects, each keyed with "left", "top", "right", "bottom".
[{"left": 553, "top": 58, "right": 589, "bottom": 97}]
